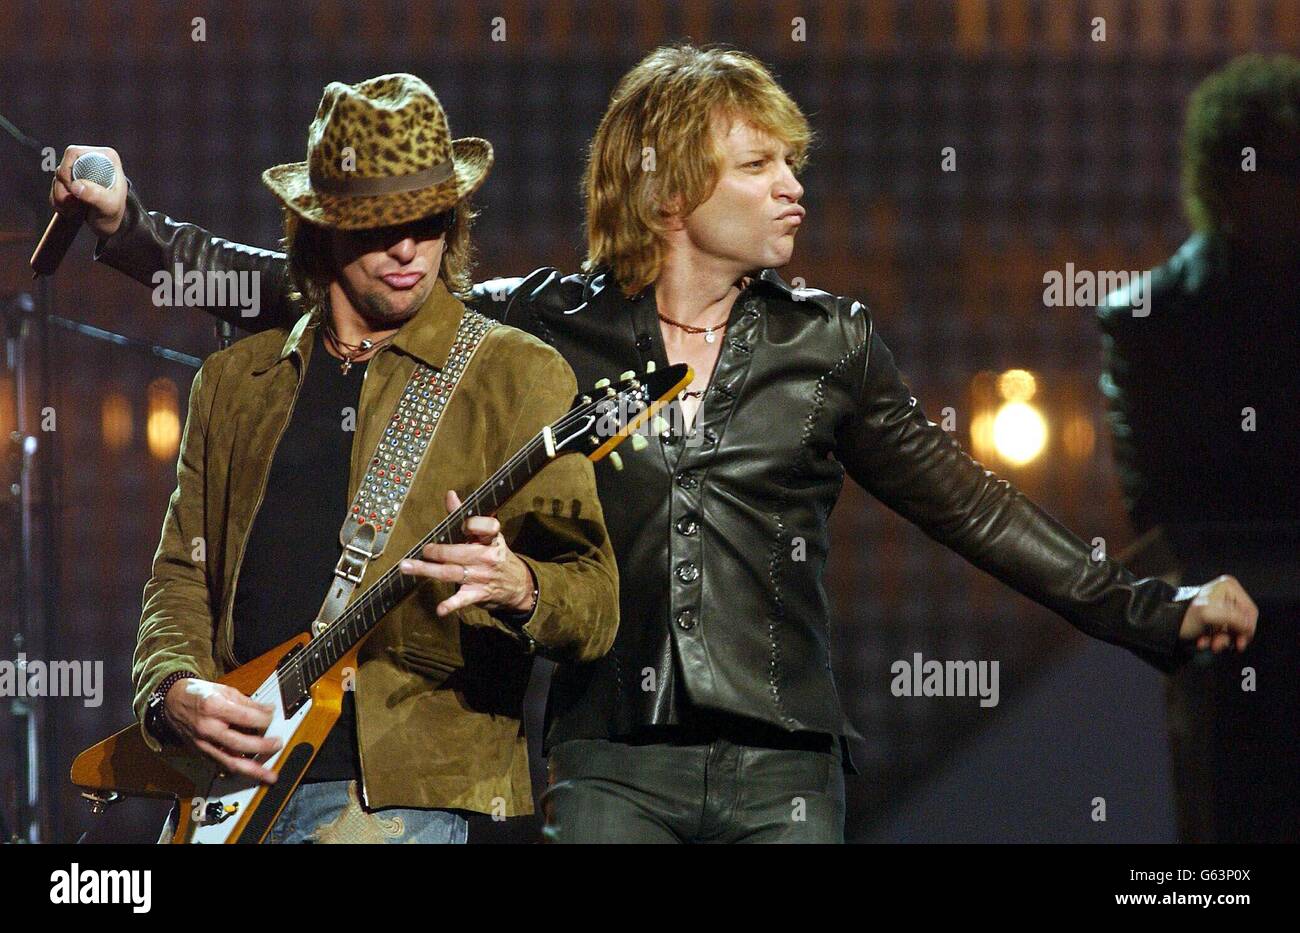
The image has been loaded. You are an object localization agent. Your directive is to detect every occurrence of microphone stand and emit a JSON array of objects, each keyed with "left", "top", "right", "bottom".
[
  {"left": 2, "top": 104, "right": 60, "bottom": 844},
  {"left": 2, "top": 290, "right": 42, "bottom": 844}
]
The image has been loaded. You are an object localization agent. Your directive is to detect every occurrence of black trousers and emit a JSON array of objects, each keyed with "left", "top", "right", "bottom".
[{"left": 541, "top": 732, "right": 845, "bottom": 843}]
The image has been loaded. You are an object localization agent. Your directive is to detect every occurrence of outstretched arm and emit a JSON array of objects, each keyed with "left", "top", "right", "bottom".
[
  {"left": 51, "top": 145, "right": 298, "bottom": 332},
  {"left": 835, "top": 320, "right": 1256, "bottom": 671}
]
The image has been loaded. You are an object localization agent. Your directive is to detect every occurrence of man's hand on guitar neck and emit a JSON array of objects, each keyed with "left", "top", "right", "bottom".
[
  {"left": 399, "top": 489, "right": 538, "bottom": 620},
  {"left": 164, "top": 679, "right": 283, "bottom": 784}
]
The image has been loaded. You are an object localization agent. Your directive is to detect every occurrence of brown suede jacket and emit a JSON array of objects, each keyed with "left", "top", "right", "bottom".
[{"left": 132, "top": 275, "right": 618, "bottom": 816}]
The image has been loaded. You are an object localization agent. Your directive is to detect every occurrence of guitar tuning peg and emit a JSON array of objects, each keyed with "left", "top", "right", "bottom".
[
  {"left": 645, "top": 361, "right": 656, "bottom": 373},
  {"left": 651, "top": 416, "right": 669, "bottom": 434},
  {"left": 608, "top": 451, "right": 624, "bottom": 471},
  {"left": 630, "top": 434, "right": 648, "bottom": 452},
  {"left": 606, "top": 387, "right": 616, "bottom": 397},
  {"left": 594, "top": 378, "right": 611, "bottom": 389},
  {"left": 581, "top": 395, "right": 592, "bottom": 404},
  {"left": 619, "top": 370, "right": 635, "bottom": 381}
]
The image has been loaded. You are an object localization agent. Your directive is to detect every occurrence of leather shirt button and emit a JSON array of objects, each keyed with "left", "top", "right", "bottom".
[
  {"left": 703, "top": 428, "right": 718, "bottom": 445},
  {"left": 743, "top": 299, "right": 759, "bottom": 315},
  {"left": 675, "top": 562, "right": 699, "bottom": 583},
  {"left": 635, "top": 334, "right": 653, "bottom": 351},
  {"left": 676, "top": 610, "right": 696, "bottom": 630},
  {"left": 729, "top": 338, "right": 750, "bottom": 353},
  {"left": 676, "top": 471, "right": 697, "bottom": 489},
  {"left": 676, "top": 516, "right": 699, "bottom": 536}
]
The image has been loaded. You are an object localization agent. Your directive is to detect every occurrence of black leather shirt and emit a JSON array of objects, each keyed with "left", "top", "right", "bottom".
[{"left": 97, "top": 187, "right": 1196, "bottom": 752}]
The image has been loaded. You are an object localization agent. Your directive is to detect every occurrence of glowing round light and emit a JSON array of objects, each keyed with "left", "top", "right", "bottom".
[
  {"left": 997, "top": 368, "right": 1037, "bottom": 402},
  {"left": 992, "top": 401, "right": 1048, "bottom": 465}
]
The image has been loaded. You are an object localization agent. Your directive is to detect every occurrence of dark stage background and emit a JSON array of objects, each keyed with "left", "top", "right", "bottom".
[{"left": 2, "top": 0, "right": 1294, "bottom": 843}]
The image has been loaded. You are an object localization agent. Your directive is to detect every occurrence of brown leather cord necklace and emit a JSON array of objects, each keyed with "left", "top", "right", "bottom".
[
  {"left": 322, "top": 318, "right": 398, "bottom": 374},
  {"left": 657, "top": 311, "right": 729, "bottom": 344}
]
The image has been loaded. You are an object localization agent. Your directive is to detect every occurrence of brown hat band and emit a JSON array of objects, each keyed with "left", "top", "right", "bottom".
[{"left": 309, "top": 159, "right": 454, "bottom": 197}]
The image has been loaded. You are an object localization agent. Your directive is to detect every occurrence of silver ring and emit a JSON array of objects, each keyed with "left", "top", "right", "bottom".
[{"left": 461, "top": 565, "right": 469, "bottom": 585}]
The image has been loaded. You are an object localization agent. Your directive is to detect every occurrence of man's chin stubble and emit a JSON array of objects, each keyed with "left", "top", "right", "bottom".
[{"left": 358, "top": 283, "right": 431, "bottom": 328}]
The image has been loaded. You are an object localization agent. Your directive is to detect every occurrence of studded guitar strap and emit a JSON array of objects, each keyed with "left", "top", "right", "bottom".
[{"left": 310, "top": 309, "right": 497, "bottom": 636}]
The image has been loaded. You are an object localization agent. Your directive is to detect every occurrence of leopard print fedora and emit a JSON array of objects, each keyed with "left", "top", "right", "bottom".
[{"left": 262, "top": 73, "right": 492, "bottom": 230}]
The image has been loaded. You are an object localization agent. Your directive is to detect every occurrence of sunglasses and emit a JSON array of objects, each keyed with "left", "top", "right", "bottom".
[{"left": 345, "top": 209, "right": 456, "bottom": 251}]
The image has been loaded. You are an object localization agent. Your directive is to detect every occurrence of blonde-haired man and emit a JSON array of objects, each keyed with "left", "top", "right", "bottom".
[{"left": 74, "top": 46, "right": 1255, "bottom": 843}]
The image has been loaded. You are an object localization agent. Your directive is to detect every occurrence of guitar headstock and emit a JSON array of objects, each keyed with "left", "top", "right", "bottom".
[{"left": 543, "top": 362, "right": 693, "bottom": 468}]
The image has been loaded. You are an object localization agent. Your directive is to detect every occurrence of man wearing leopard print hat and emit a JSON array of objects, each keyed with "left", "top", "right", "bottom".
[{"left": 55, "top": 74, "right": 618, "bottom": 843}]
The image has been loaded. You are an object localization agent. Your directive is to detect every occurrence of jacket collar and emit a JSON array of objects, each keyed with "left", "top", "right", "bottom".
[
  {"left": 259, "top": 276, "right": 466, "bottom": 373},
  {"left": 752, "top": 267, "right": 801, "bottom": 298}
]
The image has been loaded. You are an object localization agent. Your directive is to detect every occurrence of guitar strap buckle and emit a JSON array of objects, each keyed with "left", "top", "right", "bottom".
[{"left": 336, "top": 527, "right": 379, "bottom": 585}]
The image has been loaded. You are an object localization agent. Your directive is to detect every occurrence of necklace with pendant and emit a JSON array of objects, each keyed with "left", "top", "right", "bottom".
[
  {"left": 323, "top": 320, "right": 395, "bottom": 374},
  {"left": 657, "top": 311, "right": 728, "bottom": 344}
]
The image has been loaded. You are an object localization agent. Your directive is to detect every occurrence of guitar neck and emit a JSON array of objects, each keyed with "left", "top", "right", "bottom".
[{"left": 290, "top": 431, "right": 557, "bottom": 689}]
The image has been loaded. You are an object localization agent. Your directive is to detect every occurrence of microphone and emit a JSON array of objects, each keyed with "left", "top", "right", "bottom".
[{"left": 30, "top": 152, "right": 117, "bottom": 278}]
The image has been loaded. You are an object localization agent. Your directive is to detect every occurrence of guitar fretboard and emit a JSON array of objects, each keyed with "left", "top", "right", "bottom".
[{"left": 290, "top": 432, "right": 557, "bottom": 689}]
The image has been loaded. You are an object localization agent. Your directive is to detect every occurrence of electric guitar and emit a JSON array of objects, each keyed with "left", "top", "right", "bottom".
[{"left": 71, "top": 362, "right": 692, "bottom": 843}]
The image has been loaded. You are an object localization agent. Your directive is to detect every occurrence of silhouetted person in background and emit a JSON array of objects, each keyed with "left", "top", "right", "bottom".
[{"left": 1098, "top": 53, "right": 1300, "bottom": 843}]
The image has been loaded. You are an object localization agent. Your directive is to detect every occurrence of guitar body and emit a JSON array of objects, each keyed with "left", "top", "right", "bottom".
[{"left": 71, "top": 634, "right": 356, "bottom": 844}]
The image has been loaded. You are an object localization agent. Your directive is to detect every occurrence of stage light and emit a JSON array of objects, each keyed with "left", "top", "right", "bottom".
[
  {"left": 992, "top": 401, "right": 1048, "bottom": 465},
  {"left": 146, "top": 378, "right": 180, "bottom": 460},
  {"left": 997, "top": 368, "right": 1037, "bottom": 402}
]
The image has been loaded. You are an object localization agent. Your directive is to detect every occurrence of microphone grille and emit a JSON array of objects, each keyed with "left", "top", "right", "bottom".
[{"left": 72, "top": 152, "right": 117, "bottom": 189}]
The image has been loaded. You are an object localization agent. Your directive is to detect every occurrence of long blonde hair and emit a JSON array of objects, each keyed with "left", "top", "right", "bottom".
[{"left": 583, "top": 44, "right": 813, "bottom": 296}]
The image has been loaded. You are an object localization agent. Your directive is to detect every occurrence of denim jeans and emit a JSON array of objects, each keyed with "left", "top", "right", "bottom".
[{"left": 159, "top": 779, "right": 469, "bottom": 844}]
